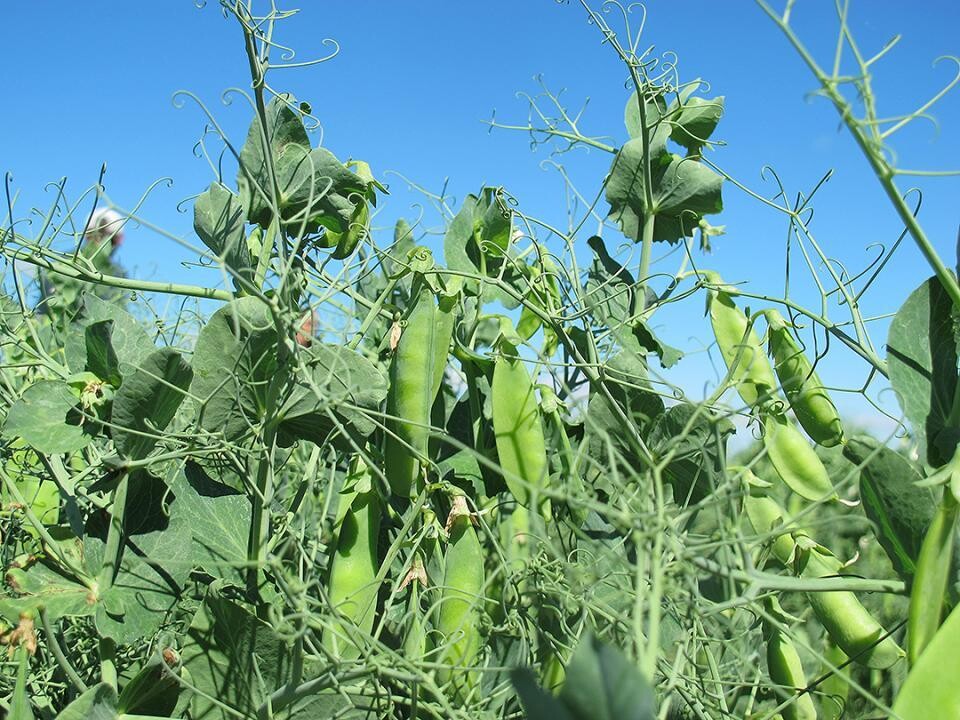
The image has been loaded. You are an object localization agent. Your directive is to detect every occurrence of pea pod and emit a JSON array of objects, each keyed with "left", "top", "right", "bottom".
[
  {"left": 763, "top": 598, "right": 817, "bottom": 720},
  {"left": 492, "top": 340, "right": 548, "bottom": 510},
  {"left": 746, "top": 496, "right": 903, "bottom": 668},
  {"left": 437, "top": 496, "right": 485, "bottom": 701},
  {"left": 384, "top": 282, "right": 455, "bottom": 497},
  {"left": 907, "top": 491, "right": 958, "bottom": 664},
  {"left": 705, "top": 272, "right": 777, "bottom": 408},
  {"left": 818, "top": 640, "right": 849, "bottom": 720},
  {"left": 763, "top": 410, "right": 835, "bottom": 501},
  {"left": 798, "top": 542, "right": 904, "bottom": 669},
  {"left": 322, "top": 463, "right": 381, "bottom": 659},
  {"left": 892, "top": 602, "right": 960, "bottom": 719},
  {"left": 765, "top": 309, "right": 844, "bottom": 448}
]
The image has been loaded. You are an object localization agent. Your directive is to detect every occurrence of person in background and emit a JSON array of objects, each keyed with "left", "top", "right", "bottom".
[{"left": 38, "top": 207, "right": 128, "bottom": 320}]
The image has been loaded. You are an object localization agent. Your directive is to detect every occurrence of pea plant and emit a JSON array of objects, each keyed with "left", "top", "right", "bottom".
[{"left": 1, "top": 1, "right": 959, "bottom": 719}]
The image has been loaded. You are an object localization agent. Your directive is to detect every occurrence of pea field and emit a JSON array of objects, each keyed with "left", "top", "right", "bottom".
[{"left": 2, "top": 2, "right": 959, "bottom": 718}]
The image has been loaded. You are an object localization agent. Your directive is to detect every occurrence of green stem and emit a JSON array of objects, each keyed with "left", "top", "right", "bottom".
[
  {"left": 638, "top": 211, "right": 656, "bottom": 312},
  {"left": 347, "top": 276, "right": 399, "bottom": 350},
  {"left": 97, "top": 475, "right": 129, "bottom": 592}
]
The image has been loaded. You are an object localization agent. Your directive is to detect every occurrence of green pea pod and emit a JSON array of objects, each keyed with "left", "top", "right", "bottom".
[
  {"left": 744, "top": 491, "right": 797, "bottom": 565},
  {"left": 818, "top": 640, "right": 849, "bottom": 720},
  {"left": 764, "top": 598, "right": 817, "bottom": 720},
  {"left": 492, "top": 340, "right": 548, "bottom": 509},
  {"left": 763, "top": 410, "right": 836, "bottom": 501},
  {"left": 385, "top": 283, "right": 453, "bottom": 497},
  {"left": 765, "top": 309, "right": 844, "bottom": 448},
  {"left": 907, "top": 492, "right": 959, "bottom": 664},
  {"left": 746, "top": 495, "right": 903, "bottom": 668},
  {"left": 705, "top": 273, "right": 777, "bottom": 408},
  {"left": 437, "top": 496, "right": 485, "bottom": 701},
  {"left": 893, "top": 602, "right": 960, "bottom": 719},
  {"left": 322, "top": 472, "right": 381, "bottom": 659},
  {"left": 329, "top": 197, "right": 370, "bottom": 260},
  {"left": 799, "top": 544, "right": 904, "bottom": 669}
]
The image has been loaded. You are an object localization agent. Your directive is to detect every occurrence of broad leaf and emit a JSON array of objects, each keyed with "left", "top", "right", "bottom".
[
  {"left": 670, "top": 95, "right": 725, "bottom": 154},
  {"left": 84, "top": 320, "right": 122, "bottom": 387},
  {"left": 512, "top": 634, "right": 656, "bottom": 720},
  {"left": 190, "top": 296, "right": 285, "bottom": 442},
  {"left": 194, "top": 182, "right": 255, "bottom": 292},
  {"left": 648, "top": 402, "right": 734, "bottom": 505},
  {"left": 606, "top": 137, "right": 723, "bottom": 244},
  {"left": 111, "top": 347, "right": 193, "bottom": 461},
  {"left": 843, "top": 437, "right": 937, "bottom": 581},
  {"left": 56, "top": 683, "right": 119, "bottom": 720},
  {"left": 236, "top": 95, "right": 310, "bottom": 228},
  {"left": 64, "top": 294, "right": 156, "bottom": 374},
  {"left": 277, "top": 343, "right": 387, "bottom": 447},
  {"left": 0, "top": 564, "right": 95, "bottom": 625},
  {"left": 2, "top": 380, "right": 95, "bottom": 453},
  {"left": 887, "top": 276, "right": 960, "bottom": 466}
]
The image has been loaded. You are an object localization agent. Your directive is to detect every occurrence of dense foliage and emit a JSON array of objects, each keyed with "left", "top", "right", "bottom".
[{"left": 2, "top": 2, "right": 959, "bottom": 719}]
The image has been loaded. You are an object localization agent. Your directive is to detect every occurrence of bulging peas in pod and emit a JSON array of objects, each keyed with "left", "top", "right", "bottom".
[
  {"left": 765, "top": 309, "right": 844, "bottom": 448},
  {"left": 762, "top": 410, "right": 836, "bottom": 502},
  {"left": 704, "top": 272, "right": 777, "bottom": 409}
]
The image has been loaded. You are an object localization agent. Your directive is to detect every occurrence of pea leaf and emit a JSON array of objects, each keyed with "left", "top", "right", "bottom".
[
  {"left": 670, "top": 95, "right": 725, "bottom": 155},
  {"left": 180, "top": 595, "right": 368, "bottom": 719},
  {"left": 2, "top": 380, "right": 96, "bottom": 454},
  {"left": 111, "top": 347, "right": 193, "bottom": 461},
  {"left": 887, "top": 276, "right": 960, "bottom": 466},
  {"left": 512, "top": 634, "right": 656, "bottom": 720},
  {"left": 190, "top": 296, "right": 285, "bottom": 442},
  {"left": 276, "top": 343, "right": 388, "bottom": 448},
  {"left": 648, "top": 402, "right": 734, "bottom": 505},
  {"left": 843, "top": 437, "right": 935, "bottom": 581},
  {"left": 84, "top": 320, "right": 122, "bottom": 387},
  {"left": 236, "top": 95, "right": 310, "bottom": 228},
  {"left": 0, "top": 564, "right": 96, "bottom": 625},
  {"left": 55, "top": 683, "right": 119, "bottom": 720},
  {"left": 64, "top": 294, "right": 156, "bottom": 375},
  {"left": 606, "top": 138, "right": 724, "bottom": 245},
  {"left": 194, "top": 182, "right": 255, "bottom": 292}
]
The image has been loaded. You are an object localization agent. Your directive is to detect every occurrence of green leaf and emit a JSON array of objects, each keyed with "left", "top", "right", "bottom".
[
  {"left": 606, "top": 137, "right": 723, "bottom": 245},
  {"left": 511, "top": 668, "right": 576, "bottom": 720},
  {"left": 190, "top": 296, "right": 284, "bottom": 442},
  {"left": 56, "top": 683, "right": 119, "bottom": 720},
  {"left": 276, "top": 343, "right": 388, "bottom": 447},
  {"left": 560, "top": 634, "right": 656, "bottom": 720},
  {"left": 648, "top": 402, "right": 734, "bottom": 505},
  {"left": 65, "top": 294, "right": 156, "bottom": 375},
  {"left": 843, "top": 436, "right": 938, "bottom": 581},
  {"left": 670, "top": 95, "right": 725, "bottom": 154},
  {"left": 511, "top": 635, "right": 656, "bottom": 720},
  {"left": 117, "top": 650, "right": 182, "bottom": 716},
  {"left": 170, "top": 463, "right": 250, "bottom": 585},
  {"left": 111, "top": 348, "right": 193, "bottom": 461},
  {"left": 1, "top": 380, "right": 95, "bottom": 454},
  {"left": 194, "top": 182, "right": 255, "bottom": 292},
  {"left": 86, "top": 473, "right": 193, "bottom": 643},
  {"left": 178, "top": 595, "right": 297, "bottom": 718},
  {"left": 236, "top": 95, "right": 310, "bottom": 228},
  {"left": 0, "top": 565, "right": 95, "bottom": 624},
  {"left": 84, "top": 320, "right": 122, "bottom": 387},
  {"left": 887, "top": 276, "right": 960, "bottom": 466}
]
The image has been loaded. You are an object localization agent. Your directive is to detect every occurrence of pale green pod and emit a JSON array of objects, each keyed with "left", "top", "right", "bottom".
[
  {"left": 706, "top": 275, "right": 777, "bottom": 408},
  {"left": 765, "top": 309, "right": 844, "bottom": 448},
  {"left": 764, "top": 599, "right": 817, "bottom": 720},
  {"left": 322, "top": 488, "right": 381, "bottom": 659},
  {"left": 763, "top": 411, "right": 836, "bottom": 501},
  {"left": 800, "top": 547, "right": 904, "bottom": 669},
  {"left": 437, "top": 497, "right": 485, "bottom": 701},
  {"left": 492, "top": 341, "right": 548, "bottom": 509}
]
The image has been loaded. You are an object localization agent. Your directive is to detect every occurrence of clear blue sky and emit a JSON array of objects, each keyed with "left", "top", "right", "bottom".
[{"left": 4, "top": 1, "right": 959, "bottom": 438}]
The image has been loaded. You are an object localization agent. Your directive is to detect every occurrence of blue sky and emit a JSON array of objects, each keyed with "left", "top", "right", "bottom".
[{"left": 3, "top": 1, "right": 959, "bottom": 439}]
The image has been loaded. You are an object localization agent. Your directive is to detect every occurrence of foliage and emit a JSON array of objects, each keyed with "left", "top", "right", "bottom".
[{"left": 1, "top": 2, "right": 959, "bottom": 719}]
